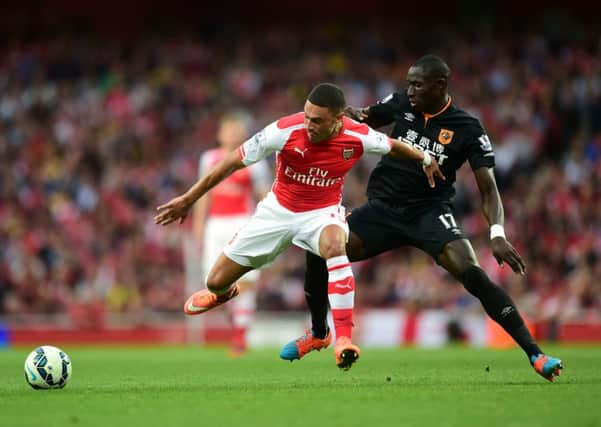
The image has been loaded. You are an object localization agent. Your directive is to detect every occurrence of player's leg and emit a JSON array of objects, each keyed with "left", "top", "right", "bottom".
[
  {"left": 186, "top": 194, "right": 293, "bottom": 316},
  {"left": 281, "top": 200, "right": 406, "bottom": 362},
  {"left": 303, "top": 200, "right": 399, "bottom": 340},
  {"left": 413, "top": 204, "right": 539, "bottom": 357},
  {"left": 437, "top": 239, "right": 537, "bottom": 352},
  {"left": 317, "top": 223, "right": 360, "bottom": 370},
  {"left": 184, "top": 253, "right": 252, "bottom": 315},
  {"left": 308, "top": 199, "right": 404, "bottom": 338},
  {"left": 319, "top": 224, "right": 354, "bottom": 340},
  {"left": 279, "top": 251, "right": 332, "bottom": 361},
  {"left": 437, "top": 239, "right": 562, "bottom": 381},
  {"left": 201, "top": 216, "right": 248, "bottom": 344},
  {"left": 304, "top": 251, "right": 329, "bottom": 339},
  {"left": 212, "top": 216, "right": 260, "bottom": 357},
  {"left": 283, "top": 204, "right": 362, "bottom": 368},
  {"left": 301, "top": 229, "right": 368, "bottom": 340}
]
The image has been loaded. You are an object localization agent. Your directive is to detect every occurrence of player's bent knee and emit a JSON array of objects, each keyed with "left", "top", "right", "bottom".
[
  {"left": 318, "top": 225, "right": 347, "bottom": 259},
  {"left": 320, "top": 242, "right": 346, "bottom": 260}
]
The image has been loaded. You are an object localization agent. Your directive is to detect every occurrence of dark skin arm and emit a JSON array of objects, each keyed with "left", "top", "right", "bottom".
[
  {"left": 473, "top": 167, "right": 526, "bottom": 275},
  {"left": 345, "top": 106, "right": 375, "bottom": 125},
  {"left": 345, "top": 106, "right": 369, "bottom": 121},
  {"left": 388, "top": 138, "right": 445, "bottom": 187},
  {"left": 347, "top": 106, "right": 445, "bottom": 186},
  {"left": 345, "top": 105, "right": 397, "bottom": 130}
]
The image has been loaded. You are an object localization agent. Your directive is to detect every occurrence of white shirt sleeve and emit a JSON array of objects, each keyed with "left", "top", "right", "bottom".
[
  {"left": 362, "top": 128, "right": 392, "bottom": 155},
  {"left": 248, "top": 160, "right": 272, "bottom": 193},
  {"left": 198, "top": 152, "right": 210, "bottom": 179},
  {"left": 239, "top": 121, "right": 288, "bottom": 166}
]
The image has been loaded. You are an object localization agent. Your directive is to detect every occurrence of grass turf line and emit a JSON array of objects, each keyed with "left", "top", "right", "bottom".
[{"left": 1, "top": 345, "right": 598, "bottom": 427}]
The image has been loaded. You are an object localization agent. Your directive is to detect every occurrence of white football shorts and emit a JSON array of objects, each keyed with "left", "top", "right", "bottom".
[
  {"left": 204, "top": 214, "right": 260, "bottom": 281},
  {"left": 223, "top": 191, "right": 349, "bottom": 269}
]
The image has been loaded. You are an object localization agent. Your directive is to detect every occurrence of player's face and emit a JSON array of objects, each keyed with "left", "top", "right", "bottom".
[
  {"left": 303, "top": 101, "right": 343, "bottom": 143},
  {"left": 218, "top": 119, "right": 246, "bottom": 150},
  {"left": 406, "top": 66, "right": 445, "bottom": 114}
]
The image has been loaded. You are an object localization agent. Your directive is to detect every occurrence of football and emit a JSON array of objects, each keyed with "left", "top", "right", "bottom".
[{"left": 24, "top": 345, "right": 72, "bottom": 389}]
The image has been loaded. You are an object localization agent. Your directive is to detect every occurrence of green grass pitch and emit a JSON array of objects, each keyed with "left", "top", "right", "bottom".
[{"left": 1, "top": 345, "right": 599, "bottom": 427}]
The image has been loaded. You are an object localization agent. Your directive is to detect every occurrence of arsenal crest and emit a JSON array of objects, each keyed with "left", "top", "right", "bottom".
[
  {"left": 438, "top": 128, "right": 454, "bottom": 145},
  {"left": 342, "top": 147, "right": 354, "bottom": 160}
]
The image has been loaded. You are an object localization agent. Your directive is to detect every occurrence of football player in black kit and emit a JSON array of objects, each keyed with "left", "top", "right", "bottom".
[{"left": 279, "top": 55, "right": 563, "bottom": 381}]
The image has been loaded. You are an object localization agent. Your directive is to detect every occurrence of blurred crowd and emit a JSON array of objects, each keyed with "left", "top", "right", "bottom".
[{"left": 0, "top": 21, "right": 599, "bottom": 328}]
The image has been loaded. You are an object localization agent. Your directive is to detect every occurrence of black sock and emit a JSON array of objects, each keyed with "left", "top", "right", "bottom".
[
  {"left": 462, "top": 266, "right": 542, "bottom": 360},
  {"left": 305, "top": 251, "right": 329, "bottom": 339}
]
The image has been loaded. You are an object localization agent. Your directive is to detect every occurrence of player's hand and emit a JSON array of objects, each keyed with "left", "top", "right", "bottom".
[
  {"left": 422, "top": 157, "right": 446, "bottom": 188},
  {"left": 491, "top": 237, "right": 527, "bottom": 275},
  {"left": 345, "top": 106, "right": 369, "bottom": 121},
  {"left": 155, "top": 195, "right": 194, "bottom": 225}
]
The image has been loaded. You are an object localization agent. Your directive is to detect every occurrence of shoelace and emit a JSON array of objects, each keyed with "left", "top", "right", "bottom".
[{"left": 296, "top": 332, "right": 313, "bottom": 346}]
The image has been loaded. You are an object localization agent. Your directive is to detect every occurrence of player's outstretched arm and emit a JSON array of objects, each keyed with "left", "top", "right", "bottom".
[
  {"left": 388, "top": 138, "right": 446, "bottom": 188},
  {"left": 155, "top": 150, "right": 246, "bottom": 226},
  {"left": 473, "top": 167, "right": 526, "bottom": 275}
]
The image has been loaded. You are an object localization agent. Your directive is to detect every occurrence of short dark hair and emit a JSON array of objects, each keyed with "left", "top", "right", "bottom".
[
  {"left": 307, "top": 83, "right": 345, "bottom": 113},
  {"left": 413, "top": 55, "right": 451, "bottom": 80}
]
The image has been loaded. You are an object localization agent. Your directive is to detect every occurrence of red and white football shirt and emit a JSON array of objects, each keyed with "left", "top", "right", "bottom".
[
  {"left": 238, "top": 113, "right": 392, "bottom": 212},
  {"left": 199, "top": 148, "right": 271, "bottom": 217}
]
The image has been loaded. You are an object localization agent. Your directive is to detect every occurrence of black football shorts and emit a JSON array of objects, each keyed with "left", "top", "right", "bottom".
[{"left": 348, "top": 198, "right": 467, "bottom": 260}]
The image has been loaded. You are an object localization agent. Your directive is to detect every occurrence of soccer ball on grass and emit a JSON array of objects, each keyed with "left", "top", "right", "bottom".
[{"left": 24, "top": 345, "right": 72, "bottom": 389}]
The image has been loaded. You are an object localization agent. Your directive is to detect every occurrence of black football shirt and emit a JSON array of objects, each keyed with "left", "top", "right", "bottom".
[{"left": 364, "top": 92, "right": 495, "bottom": 207}]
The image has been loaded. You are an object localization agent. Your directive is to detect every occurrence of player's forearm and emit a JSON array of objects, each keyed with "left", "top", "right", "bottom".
[
  {"left": 481, "top": 189, "right": 504, "bottom": 226},
  {"left": 388, "top": 138, "right": 430, "bottom": 165},
  {"left": 482, "top": 190, "right": 507, "bottom": 241},
  {"left": 475, "top": 168, "right": 504, "bottom": 226}
]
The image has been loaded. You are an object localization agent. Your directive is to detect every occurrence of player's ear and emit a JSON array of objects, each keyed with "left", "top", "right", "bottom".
[{"left": 436, "top": 77, "right": 447, "bottom": 91}]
